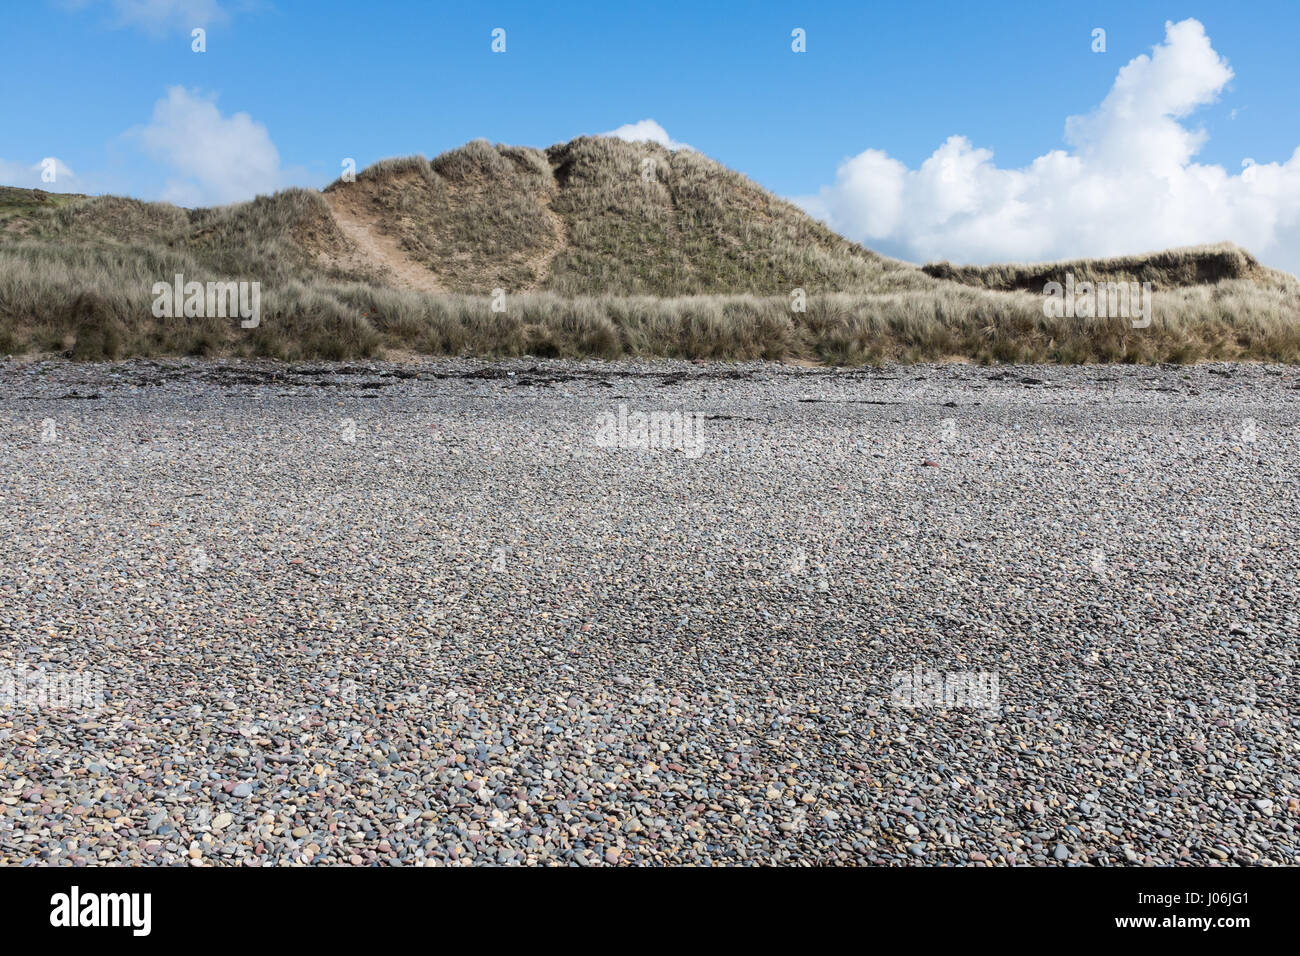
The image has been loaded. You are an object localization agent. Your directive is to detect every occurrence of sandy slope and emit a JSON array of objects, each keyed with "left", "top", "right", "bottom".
[{"left": 324, "top": 186, "right": 447, "bottom": 294}]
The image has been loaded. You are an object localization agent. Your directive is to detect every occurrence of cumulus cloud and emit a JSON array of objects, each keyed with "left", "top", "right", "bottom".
[
  {"left": 0, "top": 157, "right": 77, "bottom": 190},
  {"left": 59, "top": 0, "right": 229, "bottom": 34},
  {"left": 602, "top": 119, "right": 692, "bottom": 152},
  {"left": 130, "top": 86, "right": 284, "bottom": 205},
  {"left": 800, "top": 19, "right": 1300, "bottom": 275}
]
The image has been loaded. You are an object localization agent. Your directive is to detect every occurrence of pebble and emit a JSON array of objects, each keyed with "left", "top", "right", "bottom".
[{"left": 2, "top": 357, "right": 1296, "bottom": 867}]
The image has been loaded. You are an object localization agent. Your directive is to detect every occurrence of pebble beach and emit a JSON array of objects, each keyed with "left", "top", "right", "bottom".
[{"left": 1, "top": 357, "right": 1296, "bottom": 865}]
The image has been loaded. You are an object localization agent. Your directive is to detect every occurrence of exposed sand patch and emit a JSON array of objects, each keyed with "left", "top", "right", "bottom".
[
  {"left": 517, "top": 184, "right": 569, "bottom": 292},
  {"left": 324, "top": 186, "right": 446, "bottom": 294}
]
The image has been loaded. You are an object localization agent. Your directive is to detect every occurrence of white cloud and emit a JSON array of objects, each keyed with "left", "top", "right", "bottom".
[
  {"left": 800, "top": 19, "right": 1300, "bottom": 275},
  {"left": 131, "top": 86, "right": 284, "bottom": 206},
  {"left": 60, "top": 0, "right": 229, "bottom": 34},
  {"left": 602, "top": 119, "right": 692, "bottom": 152},
  {"left": 0, "top": 157, "right": 78, "bottom": 190}
]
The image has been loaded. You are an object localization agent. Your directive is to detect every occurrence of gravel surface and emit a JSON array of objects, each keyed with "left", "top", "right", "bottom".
[{"left": 1, "top": 356, "right": 1297, "bottom": 866}]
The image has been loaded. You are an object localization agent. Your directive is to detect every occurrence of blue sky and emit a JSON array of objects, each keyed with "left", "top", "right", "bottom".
[{"left": 3, "top": 1, "right": 1299, "bottom": 269}]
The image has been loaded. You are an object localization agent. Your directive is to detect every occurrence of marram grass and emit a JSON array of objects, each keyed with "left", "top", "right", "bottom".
[{"left": 2, "top": 137, "right": 1298, "bottom": 363}]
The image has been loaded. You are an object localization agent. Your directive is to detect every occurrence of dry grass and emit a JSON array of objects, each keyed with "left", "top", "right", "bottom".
[
  {"left": 924, "top": 242, "right": 1300, "bottom": 294},
  {"left": 3, "top": 137, "right": 1299, "bottom": 363},
  {"left": 324, "top": 145, "right": 562, "bottom": 292},
  {"left": 539, "top": 137, "right": 925, "bottom": 297},
  {"left": 4, "top": 254, "right": 1298, "bottom": 364},
  {"left": 320, "top": 137, "right": 927, "bottom": 297}
]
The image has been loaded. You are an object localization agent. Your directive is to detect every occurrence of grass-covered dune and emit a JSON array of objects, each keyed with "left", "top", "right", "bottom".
[{"left": 3, "top": 137, "right": 1298, "bottom": 363}]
